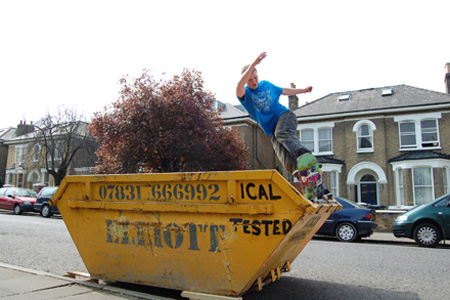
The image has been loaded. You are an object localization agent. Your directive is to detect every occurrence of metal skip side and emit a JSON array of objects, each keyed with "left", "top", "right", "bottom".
[{"left": 52, "top": 170, "right": 341, "bottom": 298}]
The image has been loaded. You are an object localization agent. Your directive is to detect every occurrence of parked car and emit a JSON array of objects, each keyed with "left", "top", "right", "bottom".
[
  {"left": 392, "top": 193, "right": 450, "bottom": 247},
  {"left": 34, "top": 186, "right": 59, "bottom": 218},
  {"left": 0, "top": 187, "right": 38, "bottom": 215},
  {"left": 315, "top": 197, "right": 378, "bottom": 242}
]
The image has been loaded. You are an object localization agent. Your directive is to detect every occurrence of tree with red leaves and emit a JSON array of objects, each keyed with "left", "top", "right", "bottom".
[{"left": 90, "top": 69, "right": 248, "bottom": 174}]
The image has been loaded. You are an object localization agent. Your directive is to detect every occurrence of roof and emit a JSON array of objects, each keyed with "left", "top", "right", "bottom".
[
  {"left": 218, "top": 102, "right": 249, "bottom": 119},
  {"left": 0, "top": 128, "right": 16, "bottom": 141},
  {"left": 217, "top": 102, "right": 257, "bottom": 127},
  {"left": 317, "top": 156, "right": 345, "bottom": 165},
  {"left": 5, "top": 122, "right": 90, "bottom": 145},
  {"left": 388, "top": 151, "right": 450, "bottom": 163},
  {"left": 294, "top": 85, "right": 450, "bottom": 119}
]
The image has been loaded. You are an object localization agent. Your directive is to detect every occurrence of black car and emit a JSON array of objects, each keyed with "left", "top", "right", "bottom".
[
  {"left": 315, "top": 197, "right": 378, "bottom": 242},
  {"left": 34, "top": 187, "right": 59, "bottom": 218}
]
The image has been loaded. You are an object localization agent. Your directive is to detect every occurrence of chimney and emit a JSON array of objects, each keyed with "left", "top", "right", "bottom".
[
  {"left": 288, "top": 83, "right": 299, "bottom": 110},
  {"left": 445, "top": 63, "right": 450, "bottom": 94},
  {"left": 15, "top": 120, "right": 35, "bottom": 137}
]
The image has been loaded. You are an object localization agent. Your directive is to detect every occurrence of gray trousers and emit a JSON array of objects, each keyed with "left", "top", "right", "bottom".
[{"left": 271, "top": 110, "right": 311, "bottom": 174}]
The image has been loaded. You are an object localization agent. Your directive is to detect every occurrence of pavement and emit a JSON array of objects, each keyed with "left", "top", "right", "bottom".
[
  {"left": 0, "top": 233, "right": 418, "bottom": 300},
  {"left": 0, "top": 263, "right": 173, "bottom": 300}
]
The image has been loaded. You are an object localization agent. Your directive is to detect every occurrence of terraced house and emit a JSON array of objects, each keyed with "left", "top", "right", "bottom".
[
  {"left": 221, "top": 64, "right": 450, "bottom": 211},
  {"left": 3, "top": 121, "right": 97, "bottom": 191}
]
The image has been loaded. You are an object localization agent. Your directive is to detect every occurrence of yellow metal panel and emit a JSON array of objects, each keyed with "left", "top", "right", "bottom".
[{"left": 53, "top": 170, "right": 341, "bottom": 297}]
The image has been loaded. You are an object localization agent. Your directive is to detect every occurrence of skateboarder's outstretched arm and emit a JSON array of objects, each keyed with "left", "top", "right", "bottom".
[
  {"left": 236, "top": 52, "right": 267, "bottom": 99},
  {"left": 282, "top": 86, "right": 313, "bottom": 96}
]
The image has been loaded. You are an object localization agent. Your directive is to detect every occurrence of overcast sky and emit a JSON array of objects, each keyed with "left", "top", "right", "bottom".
[{"left": 1, "top": 0, "right": 449, "bottom": 129}]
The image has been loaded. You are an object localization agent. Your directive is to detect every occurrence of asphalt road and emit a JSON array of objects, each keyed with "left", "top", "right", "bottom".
[{"left": 1, "top": 210, "right": 449, "bottom": 300}]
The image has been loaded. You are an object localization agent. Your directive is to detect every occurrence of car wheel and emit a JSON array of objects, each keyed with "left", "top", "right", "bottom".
[
  {"left": 14, "top": 204, "right": 23, "bottom": 215},
  {"left": 413, "top": 223, "right": 441, "bottom": 247},
  {"left": 336, "top": 222, "right": 358, "bottom": 242},
  {"left": 41, "top": 204, "right": 52, "bottom": 218}
]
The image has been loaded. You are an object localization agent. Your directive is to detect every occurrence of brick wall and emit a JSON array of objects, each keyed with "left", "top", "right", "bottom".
[{"left": 374, "top": 211, "right": 405, "bottom": 232}]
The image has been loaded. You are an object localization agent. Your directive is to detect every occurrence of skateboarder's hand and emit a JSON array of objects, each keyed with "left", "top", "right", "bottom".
[{"left": 253, "top": 52, "right": 267, "bottom": 66}]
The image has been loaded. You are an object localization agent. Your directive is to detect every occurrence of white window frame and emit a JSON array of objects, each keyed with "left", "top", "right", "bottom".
[
  {"left": 353, "top": 120, "right": 376, "bottom": 153},
  {"left": 391, "top": 159, "right": 450, "bottom": 209},
  {"left": 47, "top": 141, "right": 63, "bottom": 162},
  {"left": 396, "top": 168, "right": 405, "bottom": 207},
  {"left": 17, "top": 173, "right": 24, "bottom": 187},
  {"left": 300, "top": 129, "right": 314, "bottom": 153},
  {"left": 412, "top": 167, "right": 434, "bottom": 205},
  {"left": 32, "top": 144, "right": 41, "bottom": 162},
  {"left": 444, "top": 168, "right": 449, "bottom": 195},
  {"left": 298, "top": 122, "right": 335, "bottom": 156},
  {"left": 6, "top": 173, "right": 14, "bottom": 185},
  {"left": 15, "top": 145, "right": 27, "bottom": 164},
  {"left": 420, "top": 119, "right": 439, "bottom": 148},
  {"left": 321, "top": 164, "right": 342, "bottom": 197},
  {"left": 394, "top": 113, "right": 441, "bottom": 151},
  {"left": 318, "top": 128, "right": 333, "bottom": 153},
  {"left": 330, "top": 170, "right": 339, "bottom": 197}
]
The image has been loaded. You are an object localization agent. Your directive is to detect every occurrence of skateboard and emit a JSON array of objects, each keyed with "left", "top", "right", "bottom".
[{"left": 297, "top": 153, "right": 326, "bottom": 201}]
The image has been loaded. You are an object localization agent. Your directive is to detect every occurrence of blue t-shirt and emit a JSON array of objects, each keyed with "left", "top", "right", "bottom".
[{"left": 237, "top": 80, "right": 288, "bottom": 135}]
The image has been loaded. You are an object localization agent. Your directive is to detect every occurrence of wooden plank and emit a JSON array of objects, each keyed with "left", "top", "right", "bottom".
[{"left": 181, "top": 291, "right": 242, "bottom": 300}]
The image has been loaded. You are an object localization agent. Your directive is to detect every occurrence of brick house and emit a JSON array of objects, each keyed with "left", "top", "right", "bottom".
[
  {"left": 221, "top": 65, "right": 450, "bottom": 212},
  {"left": 0, "top": 127, "right": 17, "bottom": 186},
  {"left": 295, "top": 82, "right": 450, "bottom": 210},
  {"left": 3, "top": 121, "right": 97, "bottom": 191}
]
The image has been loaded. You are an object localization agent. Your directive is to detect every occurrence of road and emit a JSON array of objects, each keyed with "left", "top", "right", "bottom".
[{"left": 1, "top": 210, "right": 449, "bottom": 300}]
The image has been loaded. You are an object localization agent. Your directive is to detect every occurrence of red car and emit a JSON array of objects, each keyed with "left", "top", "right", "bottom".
[{"left": 0, "top": 187, "right": 38, "bottom": 215}]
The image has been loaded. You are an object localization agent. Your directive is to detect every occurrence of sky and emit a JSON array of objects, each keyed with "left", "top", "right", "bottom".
[{"left": 1, "top": 0, "right": 449, "bottom": 129}]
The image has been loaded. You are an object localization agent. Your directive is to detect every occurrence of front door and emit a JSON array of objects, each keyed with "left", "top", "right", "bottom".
[
  {"left": 361, "top": 183, "right": 377, "bottom": 205},
  {"left": 360, "top": 174, "right": 377, "bottom": 206}
]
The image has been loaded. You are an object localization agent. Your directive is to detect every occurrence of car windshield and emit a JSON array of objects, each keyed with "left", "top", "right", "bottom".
[
  {"left": 433, "top": 194, "right": 450, "bottom": 207},
  {"left": 39, "top": 187, "right": 58, "bottom": 197},
  {"left": 15, "top": 189, "right": 38, "bottom": 197}
]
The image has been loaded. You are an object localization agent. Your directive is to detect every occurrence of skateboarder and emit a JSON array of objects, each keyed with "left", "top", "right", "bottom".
[{"left": 236, "top": 52, "right": 328, "bottom": 200}]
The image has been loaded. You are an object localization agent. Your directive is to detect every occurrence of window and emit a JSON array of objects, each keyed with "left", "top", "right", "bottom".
[
  {"left": 33, "top": 144, "right": 41, "bottom": 162},
  {"left": 298, "top": 122, "right": 335, "bottom": 156},
  {"left": 397, "top": 169, "right": 405, "bottom": 206},
  {"left": 395, "top": 113, "right": 441, "bottom": 150},
  {"left": 15, "top": 145, "right": 27, "bottom": 164},
  {"left": 353, "top": 120, "right": 376, "bottom": 153},
  {"left": 55, "top": 142, "right": 63, "bottom": 161},
  {"left": 358, "top": 125, "right": 373, "bottom": 150},
  {"left": 435, "top": 196, "right": 449, "bottom": 208},
  {"left": 330, "top": 171, "right": 338, "bottom": 197},
  {"left": 47, "top": 141, "right": 64, "bottom": 161},
  {"left": 17, "top": 174, "right": 24, "bottom": 188},
  {"left": 337, "top": 94, "right": 351, "bottom": 101},
  {"left": 6, "top": 173, "right": 13, "bottom": 185},
  {"left": 399, "top": 122, "right": 416, "bottom": 148},
  {"left": 301, "top": 129, "right": 314, "bottom": 152},
  {"left": 319, "top": 128, "right": 332, "bottom": 152},
  {"left": 43, "top": 172, "right": 49, "bottom": 186},
  {"left": 413, "top": 167, "right": 433, "bottom": 205},
  {"left": 382, "top": 88, "right": 394, "bottom": 96},
  {"left": 421, "top": 120, "right": 438, "bottom": 147}
]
